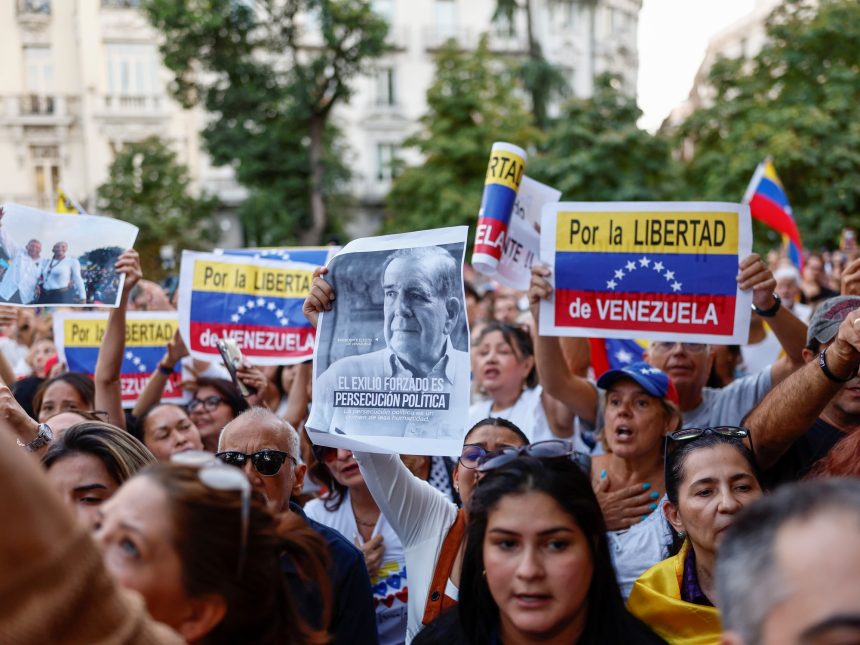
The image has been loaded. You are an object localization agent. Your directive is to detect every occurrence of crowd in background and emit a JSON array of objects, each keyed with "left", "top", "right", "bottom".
[{"left": 2, "top": 235, "right": 860, "bottom": 645}]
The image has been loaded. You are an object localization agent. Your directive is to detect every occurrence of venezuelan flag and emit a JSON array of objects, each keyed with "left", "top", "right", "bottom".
[
  {"left": 54, "top": 312, "right": 183, "bottom": 407},
  {"left": 742, "top": 158, "right": 803, "bottom": 268},
  {"left": 589, "top": 338, "right": 648, "bottom": 378},
  {"left": 551, "top": 207, "right": 742, "bottom": 337},
  {"left": 218, "top": 246, "right": 338, "bottom": 265},
  {"left": 181, "top": 252, "right": 316, "bottom": 364}
]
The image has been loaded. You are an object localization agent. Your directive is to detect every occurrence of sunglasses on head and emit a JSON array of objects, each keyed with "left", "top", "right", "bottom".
[
  {"left": 187, "top": 395, "right": 225, "bottom": 413},
  {"left": 171, "top": 450, "right": 251, "bottom": 577},
  {"left": 663, "top": 426, "right": 756, "bottom": 481},
  {"left": 459, "top": 439, "right": 591, "bottom": 475},
  {"left": 215, "top": 449, "right": 296, "bottom": 476}
]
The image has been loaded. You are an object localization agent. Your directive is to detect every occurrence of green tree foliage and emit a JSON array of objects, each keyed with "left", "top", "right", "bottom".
[
  {"left": 143, "top": 0, "right": 389, "bottom": 245},
  {"left": 97, "top": 137, "right": 219, "bottom": 279},
  {"left": 677, "top": 0, "right": 860, "bottom": 249},
  {"left": 385, "top": 36, "right": 539, "bottom": 234},
  {"left": 530, "top": 74, "right": 680, "bottom": 200}
]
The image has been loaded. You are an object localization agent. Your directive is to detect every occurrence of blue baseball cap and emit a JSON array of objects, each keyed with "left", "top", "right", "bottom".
[{"left": 596, "top": 361, "right": 679, "bottom": 405}]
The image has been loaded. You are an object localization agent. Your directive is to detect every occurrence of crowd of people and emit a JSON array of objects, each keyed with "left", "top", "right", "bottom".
[{"left": 1, "top": 237, "right": 860, "bottom": 645}]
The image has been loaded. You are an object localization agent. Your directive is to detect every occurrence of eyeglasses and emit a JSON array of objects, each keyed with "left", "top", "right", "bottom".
[
  {"left": 650, "top": 341, "right": 709, "bottom": 354},
  {"left": 465, "top": 439, "right": 591, "bottom": 475},
  {"left": 312, "top": 445, "right": 339, "bottom": 464},
  {"left": 215, "top": 449, "right": 296, "bottom": 476},
  {"left": 664, "top": 426, "right": 757, "bottom": 483},
  {"left": 187, "top": 395, "right": 225, "bottom": 413},
  {"left": 171, "top": 450, "right": 251, "bottom": 577}
]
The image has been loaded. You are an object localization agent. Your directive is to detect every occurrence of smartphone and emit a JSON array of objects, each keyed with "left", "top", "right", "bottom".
[{"left": 215, "top": 337, "right": 252, "bottom": 396}]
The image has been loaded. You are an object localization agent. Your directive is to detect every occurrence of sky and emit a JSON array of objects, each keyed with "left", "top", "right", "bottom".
[{"left": 637, "top": 0, "right": 757, "bottom": 132}]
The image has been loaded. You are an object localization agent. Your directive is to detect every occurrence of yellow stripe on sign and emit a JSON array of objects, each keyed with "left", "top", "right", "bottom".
[
  {"left": 192, "top": 260, "right": 313, "bottom": 298},
  {"left": 485, "top": 150, "right": 526, "bottom": 192},
  {"left": 62, "top": 318, "right": 179, "bottom": 347},
  {"left": 63, "top": 319, "right": 105, "bottom": 347},
  {"left": 555, "top": 211, "right": 739, "bottom": 254}
]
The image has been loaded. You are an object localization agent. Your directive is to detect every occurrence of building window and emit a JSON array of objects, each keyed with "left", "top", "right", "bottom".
[
  {"left": 31, "top": 145, "right": 60, "bottom": 205},
  {"left": 105, "top": 43, "right": 159, "bottom": 101},
  {"left": 376, "top": 143, "right": 398, "bottom": 182},
  {"left": 18, "top": 0, "right": 51, "bottom": 15},
  {"left": 435, "top": 0, "right": 457, "bottom": 41},
  {"left": 374, "top": 67, "right": 397, "bottom": 107},
  {"left": 23, "top": 46, "right": 54, "bottom": 106}
]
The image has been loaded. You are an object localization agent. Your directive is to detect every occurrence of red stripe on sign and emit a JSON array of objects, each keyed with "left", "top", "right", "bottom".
[
  {"left": 555, "top": 290, "right": 736, "bottom": 335},
  {"left": 189, "top": 322, "right": 315, "bottom": 358},
  {"left": 121, "top": 373, "right": 184, "bottom": 403},
  {"left": 474, "top": 218, "right": 507, "bottom": 260}
]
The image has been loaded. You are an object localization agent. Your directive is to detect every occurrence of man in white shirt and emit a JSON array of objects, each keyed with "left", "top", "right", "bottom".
[
  {"left": 0, "top": 239, "right": 43, "bottom": 304},
  {"left": 35, "top": 241, "right": 86, "bottom": 305}
]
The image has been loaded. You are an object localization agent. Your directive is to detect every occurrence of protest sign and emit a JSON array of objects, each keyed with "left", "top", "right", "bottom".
[
  {"left": 306, "top": 226, "right": 471, "bottom": 456},
  {"left": 539, "top": 202, "right": 753, "bottom": 344},
  {"left": 0, "top": 203, "right": 138, "bottom": 307},
  {"left": 215, "top": 246, "right": 340, "bottom": 265},
  {"left": 494, "top": 176, "right": 561, "bottom": 290},
  {"left": 178, "top": 251, "right": 316, "bottom": 366},
  {"left": 53, "top": 311, "right": 183, "bottom": 408},
  {"left": 472, "top": 142, "right": 527, "bottom": 273}
]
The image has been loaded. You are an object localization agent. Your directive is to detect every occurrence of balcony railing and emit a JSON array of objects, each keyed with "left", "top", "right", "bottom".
[
  {"left": 17, "top": 0, "right": 51, "bottom": 15},
  {"left": 101, "top": 0, "right": 140, "bottom": 7},
  {"left": 101, "top": 94, "right": 164, "bottom": 112},
  {"left": 19, "top": 94, "right": 54, "bottom": 116}
]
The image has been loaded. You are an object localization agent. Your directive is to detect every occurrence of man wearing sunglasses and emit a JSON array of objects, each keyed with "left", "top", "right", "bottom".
[
  {"left": 218, "top": 408, "right": 378, "bottom": 645},
  {"left": 744, "top": 296, "right": 860, "bottom": 485}
]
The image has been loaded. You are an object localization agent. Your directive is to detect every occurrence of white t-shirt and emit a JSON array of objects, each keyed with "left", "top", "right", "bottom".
[
  {"left": 607, "top": 497, "right": 674, "bottom": 598},
  {"left": 468, "top": 385, "right": 553, "bottom": 442},
  {"left": 305, "top": 492, "right": 408, "bottom": 645}
]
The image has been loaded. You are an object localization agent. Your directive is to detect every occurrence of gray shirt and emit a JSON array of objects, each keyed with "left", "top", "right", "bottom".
[{"left": 682, "top": 367, "right": 773, "bottom": 429}]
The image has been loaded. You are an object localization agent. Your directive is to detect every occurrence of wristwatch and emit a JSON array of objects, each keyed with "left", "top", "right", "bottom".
[
  {"left": 751, "top": 293, "right": 781, "bottom": 318},
  {"left": 16, "top": 423, "right": 53, "bottom": 452}
]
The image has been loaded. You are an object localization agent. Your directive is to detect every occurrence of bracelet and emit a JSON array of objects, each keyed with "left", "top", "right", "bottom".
[
  {"left": 157, "top": 363, "right": 175, "bottom": 376},
  {"left": 818, "top": 347, "right": 858, "bottom": 383},
  {"left": 16, "top": 423, "right": 53, "bottom": 452},
  {"left": 751, "top": 293, "right": 781, "bottom": 318}
]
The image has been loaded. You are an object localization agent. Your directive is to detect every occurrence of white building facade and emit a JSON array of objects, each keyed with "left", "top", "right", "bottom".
[{"left": 0, "top": 0, "right": 641, "bottom": 242}]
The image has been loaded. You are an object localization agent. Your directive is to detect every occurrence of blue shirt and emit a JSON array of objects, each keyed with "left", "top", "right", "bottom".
[{"left": 285, "top": 502, "right": 380, "bottom": 645}]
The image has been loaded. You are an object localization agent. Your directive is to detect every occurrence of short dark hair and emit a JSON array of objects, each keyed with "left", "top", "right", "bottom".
[
  {"left": 475, "top": 321, "right": 538, "bottom": 389},
  {"left": 192, "top": 377, "right": 250, "bottom": 418},
  {"left": 33, "top": 372, "right": 96, "bottom": 417},
  {"left": 463, "top": 417, "right": 529, "bottom": 447},
  {"left": 458, "top": 457, "right": 661, "bottom": 643},
  {"left": 717, "top": 478, "right": 860, "bottom": 645}
]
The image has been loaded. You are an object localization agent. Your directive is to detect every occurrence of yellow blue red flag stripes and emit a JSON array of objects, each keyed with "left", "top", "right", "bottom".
[
  {"left": 53, "top": 312, "right": 183, "bottom": 408},
  {"left": 742, "top": 158, "right": 803, "bottom": 267},
  {"left": 539, "top": 202, "right": 753, "bottom": 345},
  {"left": 178, "top": 251, "right": 316, "bottom": 365}
]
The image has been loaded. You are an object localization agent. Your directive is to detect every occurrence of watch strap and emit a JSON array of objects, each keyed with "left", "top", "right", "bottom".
[
  {"left": 751, "top": 293, "right": 782, "bottom": 318},
  {"left": 819, "top": 348, "right": 858, "bottom": 384}
]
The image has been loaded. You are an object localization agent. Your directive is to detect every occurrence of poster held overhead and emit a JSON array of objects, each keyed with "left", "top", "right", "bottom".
[
  {"left": 539, "top": 202, "right": 752, "bottom": 345},
  {"left": 306, "top": 226, "right": 471, "bottom": 456}
]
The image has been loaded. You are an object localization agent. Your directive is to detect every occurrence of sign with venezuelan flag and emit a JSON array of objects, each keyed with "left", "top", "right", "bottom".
[
  {"left": 178, "top": 251, "right": 316, "bottom": 366},
  {"left": 53, "top": 311, "right": 183, "bottom": 408},
  {"left": 215, "top": 246, "right": 340, "bottom": 265},
  {"left": 540, "top": 203, "right": 752, "bottom": 344}
]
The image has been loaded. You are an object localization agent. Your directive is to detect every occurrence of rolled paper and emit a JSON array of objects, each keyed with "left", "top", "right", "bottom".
[{"left": 472, "top": 142, "right": 527, "bottom": 272}]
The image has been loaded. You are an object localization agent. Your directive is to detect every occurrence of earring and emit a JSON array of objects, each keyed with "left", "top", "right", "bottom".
[{"left": 678, "top": 531, "right": 687, "bottom": 539}]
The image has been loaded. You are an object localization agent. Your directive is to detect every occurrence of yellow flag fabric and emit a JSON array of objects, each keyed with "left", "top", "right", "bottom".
[
  {"left": 56, "top": 189, "right": 80, "bottom": 214},
  {"left": 627, "top": 542, "right": 722, "bottom": 645}
]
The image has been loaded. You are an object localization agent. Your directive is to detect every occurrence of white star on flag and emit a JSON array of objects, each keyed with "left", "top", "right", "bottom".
[
  {"left": 653, "top": 261, "right": 664, "bottom": 272},
  {"left": 614, "top": 269, "right": 625, "bottom": 280},
  {"left": 614, "top": 349, "right": 633, "bottom": 364},
  {"left": 237, "top": 306, "right": 246, "bottom": 315},
  {"left": 246, "top": 300, "right": 256, "bottom": 309},
  {"left": 125, "top": 351, "right": 133, "bottom": 360},
  {"left": 267, "top": 302, "right": 276, "bottom": 311},
  {"left": 606, "top": 279, "right": 617, "bottom": 290},
  {"left": 626, "top": 261, "right": 637, "bottom": 272},
  {"left": 231, "top": 314, "right": 240, "bottom": 322},
  {"left": 672, "top": 281, "right": 683, "bottom": 292},
  {"left": 664, "top": 270, "right": 675, "bottom": 280},
  {"left": 256, "top": 297, "right": 265, "bottom": 306},
  {"left": 639, "top": 256, "right": 651, "bottom": 268}
]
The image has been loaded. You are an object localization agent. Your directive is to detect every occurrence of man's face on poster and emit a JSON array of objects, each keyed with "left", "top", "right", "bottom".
[
  {"left": 26, "top": 240, "right": 41, "bottom": 259},
  {"left": 382, "top": 256, "right": 457, "bottom": 370}
]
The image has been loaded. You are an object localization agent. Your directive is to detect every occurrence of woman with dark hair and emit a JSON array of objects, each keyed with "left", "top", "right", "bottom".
[
  {"left": 304, "top": 448, "right": 409, "bottom": 645},
  {"left": 187, "top": 377, "right": 251, "bottom": 451},
  {"left": 627, "top": 428, "right": 764, "bottom": 644},
  {"left": 417, "top": 457, "right": 665, "bottom": 644},
  {"left": 42, "top": 421, "right": 156, "bottom": 528},
  {"left": 132, "top": 403, "right": 204, "bottom": 462},
  {"left": 33, "top": 371, "right": 96, "bottom": 422},
  {"left": 470, "top": 321, "right": 577, "bottom": 444},
  {"left": 95, "top": 460, "right": 332, "bottom": 644}
]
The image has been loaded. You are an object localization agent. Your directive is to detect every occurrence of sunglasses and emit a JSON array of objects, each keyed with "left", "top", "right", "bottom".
[
  {"left": 187, "top": 395, "right": 225, "bottom": 413},
  {"left": 312, "top": 445, "right": 339, "bottom": 464},
  {"left": 171, "top": 451, "right": 251, "bottom": 577},
  {"left": 215, "top": 449, "right": 296, "bottom": 476},
  {"left": 664, "top": 426, "right": 756, "bottom": 482},
  {"left": 461, "top": 439, "right": 591, "bottom": 475}
]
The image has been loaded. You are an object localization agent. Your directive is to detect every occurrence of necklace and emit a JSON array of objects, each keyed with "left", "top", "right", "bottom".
[{"left": 350, "top": 498, "right": 379, "bottom": 528}]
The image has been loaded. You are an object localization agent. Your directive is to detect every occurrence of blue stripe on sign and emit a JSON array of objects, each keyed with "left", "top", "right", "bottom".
[{"left": 190, "top": 291, "right": 309, "bottom": 327}]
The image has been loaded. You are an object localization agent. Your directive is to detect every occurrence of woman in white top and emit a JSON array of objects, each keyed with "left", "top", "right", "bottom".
[
  {"left": 304, "top": 448, "right": 409, "bottom": 645},
  {"left": 469, "top": 321, "right": 577, "bottom": 444},
  {"left": 36, "top": 241, "right": 86, "bottom": 304}
]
